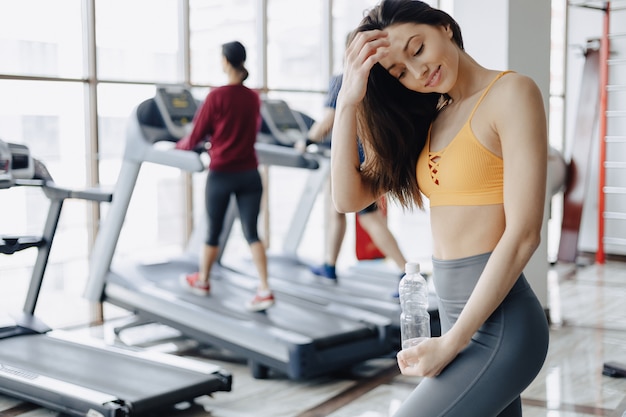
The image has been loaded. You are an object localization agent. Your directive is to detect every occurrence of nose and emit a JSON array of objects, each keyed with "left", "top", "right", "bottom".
[{"left": 407, "top": 62, "right": 428, "bottom": 83}]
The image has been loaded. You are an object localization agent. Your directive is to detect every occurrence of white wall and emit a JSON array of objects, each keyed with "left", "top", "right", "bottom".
[{"left": 451, "top": 0, "right": 508, "bottom": 71}]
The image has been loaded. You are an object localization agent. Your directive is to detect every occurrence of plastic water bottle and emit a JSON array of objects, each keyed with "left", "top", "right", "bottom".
[{"left": 399, "top": 262, "right": 430, "bottom": 349}]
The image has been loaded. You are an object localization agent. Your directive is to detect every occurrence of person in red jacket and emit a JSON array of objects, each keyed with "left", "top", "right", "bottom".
[{"left": 176, "top": 41, "right": 274, "bottom": 312}]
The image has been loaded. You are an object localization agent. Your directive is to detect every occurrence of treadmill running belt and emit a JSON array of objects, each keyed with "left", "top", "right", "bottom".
[
  {"left": 120, "top": 260, "right": 380, "bottom": 346},
  {"left": 0, "top": 333, "right": 228, "bottom": 413}
]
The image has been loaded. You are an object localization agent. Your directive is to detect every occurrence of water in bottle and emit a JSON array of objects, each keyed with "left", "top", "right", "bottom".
[{"left": 399, "top": 262, "right": 430, "bottom": 349}]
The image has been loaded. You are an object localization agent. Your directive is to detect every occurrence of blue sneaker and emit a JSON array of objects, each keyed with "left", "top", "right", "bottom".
[{"left": 310, "top": 263, "right": 337, "bottom": 281}]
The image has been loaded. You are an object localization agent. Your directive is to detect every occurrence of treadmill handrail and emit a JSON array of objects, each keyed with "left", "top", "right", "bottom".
[
  {"left": 255, "top": 142, "right": 319, "bottom": 170},
  {"left": 4, "top": 173, "right": 113, "bottom": 315},
  {"left": 125, "top": 104, "right": 205, "bottom": 173}
]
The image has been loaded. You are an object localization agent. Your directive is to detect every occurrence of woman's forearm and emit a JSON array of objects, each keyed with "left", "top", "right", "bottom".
[{"left": 445, "top": 230, "right": 541, "bottom": 351}]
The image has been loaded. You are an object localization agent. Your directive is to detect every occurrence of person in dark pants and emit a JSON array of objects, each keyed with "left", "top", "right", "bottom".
[
  {"left": 331, "top": 1, "right": 550, "bottom": 415},
  {"left": 307, "top": 72, "right": 407, "bottom": 289},
  {"left": 176, "top": 41, "right": 274, "bottom": 312}
]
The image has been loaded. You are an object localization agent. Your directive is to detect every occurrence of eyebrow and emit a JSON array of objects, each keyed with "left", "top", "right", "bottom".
[{"left": 384, "top": 34, "right": 421, "bottom": 72}]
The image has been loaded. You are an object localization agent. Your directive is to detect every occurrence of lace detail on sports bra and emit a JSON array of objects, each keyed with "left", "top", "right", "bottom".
[
  {"left": 428, "top": 147, "right": 441, "bottom": 185},
  {"left": 416, "top": 71, "right": 512, "bottom": 207}
]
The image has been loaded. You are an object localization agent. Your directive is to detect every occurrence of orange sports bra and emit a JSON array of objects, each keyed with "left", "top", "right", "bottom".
[{"left": 416, "top": 71, "right": 512, "bottom": 207}]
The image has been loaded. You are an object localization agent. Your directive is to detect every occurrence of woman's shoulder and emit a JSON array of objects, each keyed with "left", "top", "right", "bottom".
[
  {"left": 232, "top": 84, "right": 259, "bottom": 97},
  {"left": 210, "top": 83, "right": 254, "bottom": 91},
  {"left": 495, "top": 71, "right": 541, "bottom": 97},
  {"left": 206, "top": 85, "right": 228, "bottom": 99},
  {"left": 479, "top": 71, "right": 543, "bottom": 114},
  {"left": 209, "top": 84, "right": 259, "bottom": 99},
  {"left": 487, "top": 71, "right": 546, "bottom": 134}
]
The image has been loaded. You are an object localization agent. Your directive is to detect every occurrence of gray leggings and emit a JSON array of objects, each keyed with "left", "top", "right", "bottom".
[
  {"left": 393, "top": 252, "right": 549, "bottom": 417},
  {"left": 205, "top": 169, "right": 263, "bottom": 246}
]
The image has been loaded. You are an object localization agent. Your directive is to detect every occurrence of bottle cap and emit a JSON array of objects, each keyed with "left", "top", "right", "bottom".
[{"left": 404, "top": 262, "right": 420, "bottom": 274}]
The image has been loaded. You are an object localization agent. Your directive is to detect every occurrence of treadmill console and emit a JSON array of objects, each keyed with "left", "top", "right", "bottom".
[
  {"left": 8, "top": 143, "right": 34, "bottom": 180},
  {"left": 152, "top": 86, "right": 310, "bottom": 149},
  {"left": 260, "top": 98, "right": 308, "bottom": 146},
  {"left": 0, "top": 140, "right": 35, "bottom": 188},
  {"left": 0, "top": 139, "right": 11, "bottom": 188},
  {"left": 154, "top": 85, "right": 198, "bottom": 139}
]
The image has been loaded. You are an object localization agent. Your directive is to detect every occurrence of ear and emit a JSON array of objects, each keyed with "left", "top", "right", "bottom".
[{"left": 443, "top": 24, "right": 453, "bottom": 39}]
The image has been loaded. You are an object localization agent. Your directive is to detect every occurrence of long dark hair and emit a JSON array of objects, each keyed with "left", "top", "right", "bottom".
[{"left": 354, "top": 0, "right": 464, "bottom": 209}]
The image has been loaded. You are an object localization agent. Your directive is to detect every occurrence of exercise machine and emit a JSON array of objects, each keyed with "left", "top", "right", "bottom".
[
  {"left": 84, "top": 85, "right": 395, "bottom": 380},
  {"left": 0, "top": 139, "right": 232, "bottom": 417}
]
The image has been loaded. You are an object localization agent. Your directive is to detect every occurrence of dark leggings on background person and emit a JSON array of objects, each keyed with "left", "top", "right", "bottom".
[
  {"left": 205, "top": 169, "right": 263, "bottom": 245},
  {"left": 394, "top": 252, "right": 549, "bottom": 417}
]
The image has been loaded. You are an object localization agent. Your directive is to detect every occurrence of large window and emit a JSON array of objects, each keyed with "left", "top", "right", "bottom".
[
  {"left": 267, "top": 0, "right": 325, "bottom": 91},
  {"left": 95, "top": 0, "right": 183, "bottom": 84},
  {"left": 190, "top": 0, "right": 258, "bottom": 87},
  {"left": 331, "top": 0, "right": 379, "bottom": 74},
  {"left": 0, "top": 1, "right": 84, "bottom": 78},
  {"left": 0, "top": 0, "right": 569, "bottom": 328},
  {"left": 2, "top": 82, "right": 86, "bottom": 185}
]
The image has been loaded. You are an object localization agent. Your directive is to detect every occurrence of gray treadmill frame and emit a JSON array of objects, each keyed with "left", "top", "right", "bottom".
[
  {"left": 0, "top": 157, "right": 231, "bottom": 417},
  {"left": 84, "top": 91, "right": 395, "bottom": 380}
]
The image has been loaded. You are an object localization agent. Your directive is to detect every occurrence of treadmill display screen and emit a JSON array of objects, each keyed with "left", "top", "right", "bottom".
[
  {"left": 156, "top": 87, "right": 198, "bottom": 127},
  {"left": 263, "top": 100, "right": 300, "bottom": 132}
]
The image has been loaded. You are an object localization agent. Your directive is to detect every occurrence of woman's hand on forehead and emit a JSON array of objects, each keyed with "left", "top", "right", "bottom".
[
  {"left": 338, "top": 30, "right": 390, "bottom": 106},
  {"left": 349, "top": 30, "right": 390, "bottom": 58}
]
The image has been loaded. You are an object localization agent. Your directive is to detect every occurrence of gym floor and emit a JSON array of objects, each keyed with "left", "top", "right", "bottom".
[
  {"left": 1, "top": 166, "right": 626, "bottom": 416},
  {"left": 1, "top": 258, "right": 625, "bottom": 416}
]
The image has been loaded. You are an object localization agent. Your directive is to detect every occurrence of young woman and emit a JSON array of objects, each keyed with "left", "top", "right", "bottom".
[
  {"left": 176, "top": 41, "right": 274, "bottom": 312},
  {"left": 331, "top": 1, "right": 550, "bottom": 415}
]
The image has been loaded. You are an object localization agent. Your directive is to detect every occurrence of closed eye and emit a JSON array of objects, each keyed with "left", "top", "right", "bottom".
[
  {"left": 396, "top": 44, "right": 423, "bottom": 80},
  {"left": 388, "top": 66, "right": 406, "bottom": 81}
]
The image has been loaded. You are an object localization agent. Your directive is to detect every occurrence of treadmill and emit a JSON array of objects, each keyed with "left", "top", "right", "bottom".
[
  {"left": 84, "top": 85, "right": 395, "bottom": 380},
  {"left": 0, "top": 140, "right": 231, "bottom": 417},
  {"left": 220, "top": 99, "right": 441, "bottom": 339}
]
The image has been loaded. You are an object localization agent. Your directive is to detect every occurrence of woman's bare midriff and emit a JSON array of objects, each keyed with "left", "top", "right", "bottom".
[{"left": 429, "top": 204, "right": 505, "bottom": 260}]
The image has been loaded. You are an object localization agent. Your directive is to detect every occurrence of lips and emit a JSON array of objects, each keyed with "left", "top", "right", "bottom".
[{"left": 425, "top": 66, "right": 441, "bottom": 88}]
